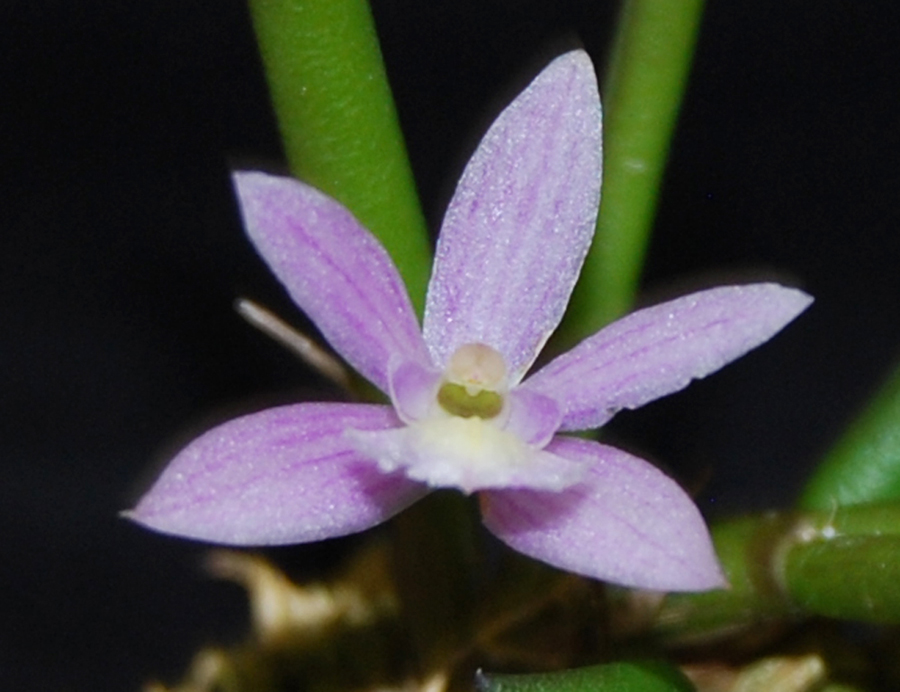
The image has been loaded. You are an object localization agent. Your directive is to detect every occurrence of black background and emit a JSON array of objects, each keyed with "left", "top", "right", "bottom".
[{"left": 4, "top": 1, "right": 900, "bottom": 689}]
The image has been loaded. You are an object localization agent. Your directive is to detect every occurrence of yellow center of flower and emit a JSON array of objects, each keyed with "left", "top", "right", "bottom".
[{"left": 436, "top": 343, "right": 507, "bottom": 420}]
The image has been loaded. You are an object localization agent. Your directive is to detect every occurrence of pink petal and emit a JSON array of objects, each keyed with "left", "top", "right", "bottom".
[
  {"left": 481, "top": 436, "right": 726, "bottom": 591},
  {"left": 233, "top": 171, "right": 430, "bottom": 393},
  {"left": 423, "top": 50, "right": 602, "bottom": 383},
  {"left": 504, "top": 388, "right": 562, "bottom": 447},
  {"left": 127, "top": 403, "right": 427, "bottom": 545},
  {"left": 387, "top": 358, "right": 442, "bottom": 423},
  {"left": 523, "top": 284, "right": 813, "bottom": 431}
]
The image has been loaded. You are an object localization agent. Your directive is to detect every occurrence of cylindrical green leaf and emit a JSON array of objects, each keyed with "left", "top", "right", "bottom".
[
  {"left": 800, "top": 359, "right": 900, "bottom": 510},
  {"left": 247, "top": 0, "right": 431, "bottom": 313},
  {"left": 653, "top": 504, "right": 900, "bottom": 641},
  {"left": 476, "top": 660, "right": 694, "bottom": 692},
  {"left": 785, "top": 535, "right": 900, "bottom": 623},
  {"left": 559, "top": 0, "right": 706, "bottom": 344},
  {"left": 804, "top": 500, "right": 900, "bottom": 538}
]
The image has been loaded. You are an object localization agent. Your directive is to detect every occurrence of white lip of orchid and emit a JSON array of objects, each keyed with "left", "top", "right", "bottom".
[{"left": 394, "top": 414, "right": 541, "bottom": 493}]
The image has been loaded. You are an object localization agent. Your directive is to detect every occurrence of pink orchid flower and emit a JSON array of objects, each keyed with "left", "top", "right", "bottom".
[{"left": 129, "top": 51, "right": 811, "bottom": 591}]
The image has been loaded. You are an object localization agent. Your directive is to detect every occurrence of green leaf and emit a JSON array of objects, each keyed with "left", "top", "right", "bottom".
[
  {"left": 800, "top": 359, "right": 900, "bottom": 509},
  {"left": 785, "top": 534, "right": 900, "bottom": 623},
  {"left": 781, "top": 502, "right": 900, "bottom": 623},
  {"left": 247, "top": 0, "right": 431, "bottom": 314},
  {"left": 559, "top": 0, "right": 706, "bottom": 345},
  {"left": 475, "top": 661, "right": 694, "bottom": 692},
  {"left": 799, "top": 500, "right": 900, "bottom": 538},
  {"left": 653, "top": 504, "right": 900, "bottom": 642}
]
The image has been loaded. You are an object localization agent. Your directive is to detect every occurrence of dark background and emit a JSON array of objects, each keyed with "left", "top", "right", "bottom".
[{"left": 4, "top": 1, "right": 900, "bottom": 689}]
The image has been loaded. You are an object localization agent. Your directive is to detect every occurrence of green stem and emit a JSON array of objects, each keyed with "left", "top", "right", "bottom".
[
  {"left": 560, "top": 0, "right": 706, "bottom": 344},
  {"left": 389, "top": 491, "right": 481, "bottom": 671},
  {"left": 246, "top": 0, "right": 432, "bottom": 314}
]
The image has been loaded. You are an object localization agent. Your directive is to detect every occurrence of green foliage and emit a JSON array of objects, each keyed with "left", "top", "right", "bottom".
[
  {"left": 655, "top": 503, "right": 900, "bottom": 646},
  {"left": 786, "top": 535, "right": 900, "bottom": 622},
  {"left": 800, "top": 359, "right": 900, "bottom": 509},
  {"left": 476, "top": 661, "right": 694, "bottom": 692}
]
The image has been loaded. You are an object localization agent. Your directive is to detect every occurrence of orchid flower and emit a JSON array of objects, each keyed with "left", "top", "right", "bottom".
[{"left": 129, "top": 51, "right": 811, "bottom": 592}]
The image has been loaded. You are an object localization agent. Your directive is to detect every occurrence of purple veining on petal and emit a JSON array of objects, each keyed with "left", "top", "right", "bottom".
[
  {"left": 481, "top": 436, "right": 726, "bottom": 591},
  {"left": 233, "top": 172, "right": 430, "bottom": 394},
  {"left": 128, "top": 403, "right": 426, "bottom": 545},
  {"left": 424, "top": 50, "right": 602, "bottom": 383},
  {"left": 523, "top": 283, "right": 813, "bottom": 431}
]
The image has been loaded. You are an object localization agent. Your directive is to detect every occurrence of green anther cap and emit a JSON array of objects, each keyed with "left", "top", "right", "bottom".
[{"left": 437, "top": 382, "right": 504, "bottom": 419}]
